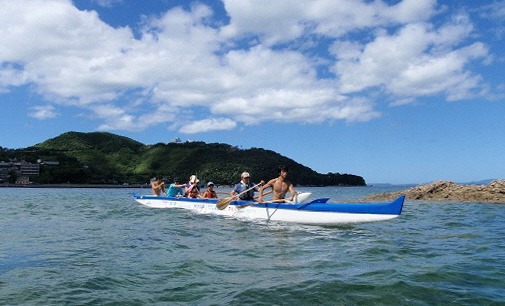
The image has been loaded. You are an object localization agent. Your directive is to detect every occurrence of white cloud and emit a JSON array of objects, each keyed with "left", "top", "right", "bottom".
[
  {"left": 221, "top": 0, "right": 439, "bottom": 45},
  {"left": 0, "top": 0, "right": 495, "bottom": 134},
  {"left": 180, "top": 118, "right": 237, "bottom": 134},
  {"left": 93, "top": 103, "right": 179, "bottom": 131},
  {"left": 382, "top": 0, "right": 439, "bottom": 23},
  {"left": 477, "top": 1, "right": 505, "bottom": 39},
  {"left": 478, "top": 1, "right": 505, "bottom": 20},
  {"left": 93, "top": 0, "right": 123, "bottom": 8},
  {"left": 0, "top": 0, "right": 136, "bottom": 102},
  {"left": 333, "top": 18, "right": 489, "bottom": 99},
  {"left": 29, "top": 105, "right": 58, "bottom": 119},
  {"left": 0, "top": 63, "right": 28, "bottom": 91}
]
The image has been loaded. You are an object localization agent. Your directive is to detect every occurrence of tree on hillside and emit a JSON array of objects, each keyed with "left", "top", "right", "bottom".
[{"left": 4, "top": 132, "right": 366, "bottom": 186}]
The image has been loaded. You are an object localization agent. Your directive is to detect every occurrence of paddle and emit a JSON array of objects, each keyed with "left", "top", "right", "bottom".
[
  {"left": 254, "top": 189, "right": 272, "bottom": 199},
  {"left": 216, "top": 182, "right": 263, "bottom": 210},
  {"left": 237, "top": 198, "right": 287, "bottom": 209},
  {"left": 238, "top": 193, "right": 312, "bottom": 209}
]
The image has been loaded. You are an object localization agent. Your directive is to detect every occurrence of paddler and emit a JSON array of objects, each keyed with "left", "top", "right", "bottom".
[{"left": 258, "top": 165, "right": 297, "bottom": 203}]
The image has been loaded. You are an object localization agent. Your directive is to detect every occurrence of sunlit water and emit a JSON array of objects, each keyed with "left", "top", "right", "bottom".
[{"left": 1, "top": 186, "right": 504, "bottom": 305}]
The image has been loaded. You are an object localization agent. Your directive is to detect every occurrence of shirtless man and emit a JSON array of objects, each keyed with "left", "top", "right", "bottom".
[
  {"left": 151, "top": 175, "right": 166, "bottom": 196},
  {"left": 258, "top": 165, "right": 297, "bottom": 203}
]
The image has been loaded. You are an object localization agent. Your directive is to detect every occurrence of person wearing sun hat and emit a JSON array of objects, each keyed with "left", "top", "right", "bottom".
[
  {"left": 202, "top": 182, "right": 218, "bottom": 198},
  {"left": 230, "top": 171, "right": 263, "bottom": 201},
  {"left": 185, "top": 175, "right": 200, "bottom": 197}
]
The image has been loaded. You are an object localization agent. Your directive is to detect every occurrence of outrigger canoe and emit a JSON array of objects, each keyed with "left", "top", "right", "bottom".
[{"left": 133, "top": 193, "right": 405, "bottom": 225}]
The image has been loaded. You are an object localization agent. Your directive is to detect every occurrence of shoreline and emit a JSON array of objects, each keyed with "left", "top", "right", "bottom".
[
  {"left": 0, "top": 183, "right": 366, "bottom": 189},
  {"left": 0, "top": 184, "right": 149, "bottom": 189}
]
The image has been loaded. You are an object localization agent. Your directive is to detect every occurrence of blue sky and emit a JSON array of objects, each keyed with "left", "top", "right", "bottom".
[{"left": 1, "top": 0, "right": 504, "bottom": 184}]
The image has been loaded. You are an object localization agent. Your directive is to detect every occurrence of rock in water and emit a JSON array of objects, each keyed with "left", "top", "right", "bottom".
[{"left": 363, "top": 180, "right": 505, "bottom": 203}]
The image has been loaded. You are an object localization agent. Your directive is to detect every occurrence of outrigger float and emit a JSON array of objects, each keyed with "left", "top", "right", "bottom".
[{"left": 133, "top": 192, "right": 405, "bottom": 225}]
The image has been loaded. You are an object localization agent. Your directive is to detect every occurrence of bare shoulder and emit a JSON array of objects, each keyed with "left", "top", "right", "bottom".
[{"left": 264, "top": 178, "right": 277, "bottom": 186}]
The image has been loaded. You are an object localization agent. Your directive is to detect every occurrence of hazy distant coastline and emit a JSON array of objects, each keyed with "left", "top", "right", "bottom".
[{"left": 0, "top": 184, "right": 148, "bottom": 189}]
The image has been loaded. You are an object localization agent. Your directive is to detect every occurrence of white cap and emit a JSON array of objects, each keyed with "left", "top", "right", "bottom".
[
  {"left": 189, "top": 175, "right": 199, "bottom": 183},
  {"left": 241, "top": 172, "right": 250, "bottom": 178}
]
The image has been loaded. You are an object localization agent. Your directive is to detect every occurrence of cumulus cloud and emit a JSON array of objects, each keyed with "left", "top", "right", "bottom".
[
  {"left": 0, "top": 63, "right": 28, "bottom": 91},
  {"left": 29, "top": 105, "right": 58, "bottom": 119},
  {"left": 0, "top": 0, "right": 494, "bottom": 133},
  {"left": 332, "top": 18, "right": 489, "bottom": 99},
  {"left": 221, "top": 0, "right": 439, "bottom": 44},
  {"left": 180, "top": 118, "right": 237, "bottom": 134}
]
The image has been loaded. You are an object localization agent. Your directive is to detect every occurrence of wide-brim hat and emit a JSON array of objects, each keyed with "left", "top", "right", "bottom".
[{"left": 189, "top": 175, "right": 199, "bottom": 184}]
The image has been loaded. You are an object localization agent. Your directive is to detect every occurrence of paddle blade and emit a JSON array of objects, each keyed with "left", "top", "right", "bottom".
[{"left": 216, "top": 197, "right": 232, "bottom": 210}]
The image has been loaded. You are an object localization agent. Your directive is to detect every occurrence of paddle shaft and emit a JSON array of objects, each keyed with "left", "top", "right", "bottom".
[
  {"left": 238, "top": 198, "right": 289, "bottom": 209},
  {"left": 235, "top": 182, "right": 262, "bottom": 199},
  {"left": 216, "top": 182, "right": 263, "bottom": 210},
  {"left": 254, "top": 189, "right": 272, "bottom": 199}
]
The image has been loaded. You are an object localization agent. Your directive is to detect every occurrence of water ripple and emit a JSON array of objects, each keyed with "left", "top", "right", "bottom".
[{"left": 1, "top": 187, "right": 505, "bottom": 305}]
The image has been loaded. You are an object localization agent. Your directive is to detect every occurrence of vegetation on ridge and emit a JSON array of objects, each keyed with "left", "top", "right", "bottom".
[{"left": 2, "top": 131, "right": 366, "bottom": 186}]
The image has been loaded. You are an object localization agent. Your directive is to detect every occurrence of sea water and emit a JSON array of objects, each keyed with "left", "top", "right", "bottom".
[{"left": 1, "top": 186, "right": 504, "bottom": 305}]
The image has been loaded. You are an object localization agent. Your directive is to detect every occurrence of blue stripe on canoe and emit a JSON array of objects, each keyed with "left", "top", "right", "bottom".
[{"left": 253, "top": 195, "right": 405, "bottom": 215}]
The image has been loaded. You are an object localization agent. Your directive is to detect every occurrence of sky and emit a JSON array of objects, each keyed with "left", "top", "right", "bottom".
[{"left": 0, "top": 0, "right": 504, "bottom": 184}]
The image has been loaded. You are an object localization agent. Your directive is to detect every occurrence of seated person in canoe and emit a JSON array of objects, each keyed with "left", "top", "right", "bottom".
[
  {"left": 258, "top": 165, "right": 297, "bottom": 203},
  {"left": 185, "top": 175, "right": 199, "bottom": 197},
  {"left": 230, "top": 171, "right": 263, "bottom": 201},
  {"left": 202, "top": 182, "right": 218, "bottom": 198},
  {"left": 188, "top": 185, "right": 202, "bottom": 198},
  {"left": 167, "top": 177, "right": 185, "bottom": 197},
  {"left": 151, "top": 175, "right": 166, "bottom": 196}
]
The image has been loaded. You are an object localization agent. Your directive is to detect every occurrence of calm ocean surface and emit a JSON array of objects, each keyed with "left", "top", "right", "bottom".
[{"left": 1, "top": 186, "right": 505, "bottom": 305}]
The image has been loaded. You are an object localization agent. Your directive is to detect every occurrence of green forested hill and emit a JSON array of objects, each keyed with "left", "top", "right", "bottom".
[
  {"left": 4, "top": 131, "right": 365, "bottom": 186},
  {"left": 37, "top": 131, "right": 145, "bottom": 152}
]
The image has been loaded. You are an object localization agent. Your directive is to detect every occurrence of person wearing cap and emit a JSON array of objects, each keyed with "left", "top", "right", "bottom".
[
  {"left": 259, "top": 165, "right": 297, "bottom": 203},
  {"left": 166, "top": 177, "right": 186, "bottom": 197},
  {"left": 185, "top": 175, "right": 200, "bottom": 197},
  {"left": 202, "top": 182, "right": 218, "bottom": 198},
  {"left": 230, "top": 171, "right": 263, "bottom": 201},
  {"left": 151, "top": 175, "right": 166, "bottom": 196}
]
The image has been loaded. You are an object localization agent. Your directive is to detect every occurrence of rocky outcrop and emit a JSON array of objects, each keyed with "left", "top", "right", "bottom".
[{"left": 363, "top": 180, "right": 505, "bottom": 203}]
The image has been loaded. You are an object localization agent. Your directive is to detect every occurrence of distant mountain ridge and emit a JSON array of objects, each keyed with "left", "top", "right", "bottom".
[
  {"left": 38, "top": 131, "right": 144, "bottom": 152},
  {"left": 3, "top": 131, "right": 366, "bottom": 186}
]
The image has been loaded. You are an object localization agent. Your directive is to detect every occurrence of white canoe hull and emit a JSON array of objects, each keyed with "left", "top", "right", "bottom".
[{"left": 133, "top": 194, "right": 404, "bottom": 225}]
